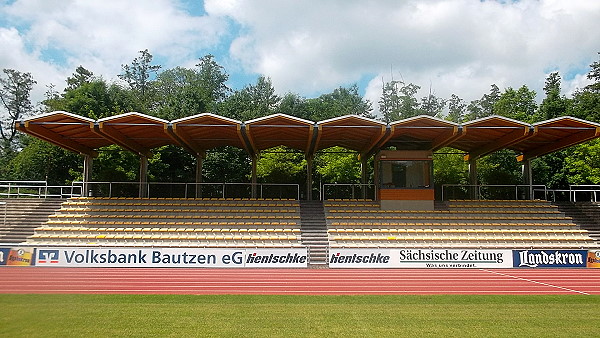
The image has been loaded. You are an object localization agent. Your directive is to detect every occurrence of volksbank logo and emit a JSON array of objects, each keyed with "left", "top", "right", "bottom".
[{"left": 38, "top": 250, "right": 60, "bottom": 264}]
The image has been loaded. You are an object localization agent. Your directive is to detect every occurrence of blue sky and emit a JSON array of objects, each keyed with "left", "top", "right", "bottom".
[{"left": 1, "top": 0, "right": 599, "bottom": 112}]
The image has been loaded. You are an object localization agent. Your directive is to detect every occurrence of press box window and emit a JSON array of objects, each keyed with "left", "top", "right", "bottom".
[{"left": 380, "top": 160, "right": 432, "bottom": 189}]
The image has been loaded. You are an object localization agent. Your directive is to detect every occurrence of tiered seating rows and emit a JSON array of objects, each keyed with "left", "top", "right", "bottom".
[
  {"left": 326, "top": 200, "right": 597, "bottom": 249},
  {"left": 28, "top": 198, "right": 302, "bottom": 248}
]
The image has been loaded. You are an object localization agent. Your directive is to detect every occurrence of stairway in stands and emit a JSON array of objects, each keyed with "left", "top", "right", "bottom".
[
  {"left": 555, "top": 202, "right": 600, "bottom": 241},
  {"left": 299, "top": 201, "right": 329, "bottom": 267},
  {"left": 0, "top": 199, "right": 65, "bottom": 244}
]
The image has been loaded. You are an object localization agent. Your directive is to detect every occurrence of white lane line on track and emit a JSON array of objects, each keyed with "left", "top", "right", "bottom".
[{"left": 480, "top": 269, "right": 590, "bottom": 295}]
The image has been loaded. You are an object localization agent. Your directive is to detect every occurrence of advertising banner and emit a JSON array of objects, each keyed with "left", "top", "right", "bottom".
[
  {"left": 0, "top": 247, "right": 35, "bottom": 266},
  {"left": 513, "top": 250, "right": 588, "bottom": 268},
  {"left": 329, "top": 248, "right": 513, "bottom": 268},
  {"left": 33, "top": 247, "right": 307, "bottom": 268},
  {"left": 587, "top": 250, "right": 600, "bottom": 268}
]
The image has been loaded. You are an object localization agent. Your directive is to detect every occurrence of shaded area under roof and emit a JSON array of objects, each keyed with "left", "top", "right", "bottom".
[{"left": 16, "top": 112, "right": 600, "bottom": 161}]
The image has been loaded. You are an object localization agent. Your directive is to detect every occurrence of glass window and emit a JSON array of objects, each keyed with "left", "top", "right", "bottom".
[{"left": 380, "top": 160, "right": 432, "bottom": 189}]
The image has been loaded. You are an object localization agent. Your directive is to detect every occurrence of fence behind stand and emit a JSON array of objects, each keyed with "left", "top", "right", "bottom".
[
  {"left": 441, "top": 184, "right": 547, "bottom": 201},
  {"left": 0, "top": 181, "right": 81, "bottom": 198},
  {"left": 535, "top": 185, "right": 600, "bottom": 202},
  {"left": 321, "top": 184, "right": 376, "bottom": 200},
  {"left": 75, "top": 181, "right": 300, "bottom": 199}
]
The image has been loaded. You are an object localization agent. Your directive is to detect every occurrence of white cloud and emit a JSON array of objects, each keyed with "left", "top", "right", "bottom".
[
  {"left": 206, "top": 0, "right": 600, "bottom": 105},
  {"left": 1, "top": 0, "right": 228, "bottom": 104},
  {"left": 1, "top": 0, "right": 598, "bottom": 113}
]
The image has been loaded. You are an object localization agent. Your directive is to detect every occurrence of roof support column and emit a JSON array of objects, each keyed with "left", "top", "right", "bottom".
[
  {"left": 522, "top": 158, "right": 533, "bottom": 200},
  {"left": 360, "top": 156, "right": 368, "bottom": 200},
  {"left": 139, "top": 155, "right": 148, "bottom": 198},
  {"left": 306, "top": 155, "right": 313, "bottom": 201},
  {"left": 82, "top": 155, "right": 93, "bottom": 197},
  {"left": 195, "top": 155, "right": 203, "bottom": 198},
  {"left": 468, "top": 158, "right": 478, "bottom": 200},
  {"left": 251, "top": 153, "right": 258, "bottom": 199}
]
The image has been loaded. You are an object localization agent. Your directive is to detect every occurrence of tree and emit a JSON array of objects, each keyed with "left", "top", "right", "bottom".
[
  {"left": 466, "top": 84, "right": 500, "bottom": 121},
  {"left": 278, "top": 93, "right": 311, "bottom": 120},
  {"left": 4, "top": 137, "right": 80, "bottom": 184},
  {"left": 564, "top": 140, "right": 600, "bottom": 184},
  {"left": 419, "top": 90, "right": 446, "bottom": 117},
  {"left": 379, "top": 80, "right": 421, "bottom": 122},
  {"left": 538, "top": 72, "right": 570, "bottom": 121},
  {"left": 118, "top": 49, "right": 161, "bottom": 112},
  {"left": 585, "top": 52, "right": 600, "bottom": 93},
  {"left": 256, "top": 146, "right": 306, "bottom": 184},
  {"left": 446, "top": 94, "right": 466, "bottom": 123},
  {"left": 493, "top": 85, "right": 538, "bottom": 123},
  {"left": 306, "top": 84, "right": 373, "bottom": 121},
  {"left": 153, "top": 67, "right": 207, "bottom": 120},
  {"left": 66, "top": 66, "right": 94, "bottom": 90},
  {"left": 220, "top": 76, "right": 280, "bottom": 121},
  {"left": 315, "top": 147, "right": 361, "bottom": 183},
  {"left": 202, "top": 146, "right": 251, "bottom": 183},
  {"left": 0, "top": 69, "right": 36, "bottom": 148},
  {"left": 44, "top": 79, "right": 138, "bottom": 119},
  {"left": 196, "top": 54, "right": 230, "bottom": 112}
]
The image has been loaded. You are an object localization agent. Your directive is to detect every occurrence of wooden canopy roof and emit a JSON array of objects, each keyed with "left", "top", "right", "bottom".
[{"left": 16, "top": 111, "right": 600, "bottom": 161}]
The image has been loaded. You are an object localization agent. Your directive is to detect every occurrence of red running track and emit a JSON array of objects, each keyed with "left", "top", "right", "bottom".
[{"left": 1, "top": 268, "right": 600, "bottom": 295}]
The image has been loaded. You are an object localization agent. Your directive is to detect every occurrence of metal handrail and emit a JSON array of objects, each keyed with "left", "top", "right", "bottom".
[
  {"left": 72, "top": 181, "right": 300, "bottom": 200},
  {"left": 0, "top": 181, "right": 82, "bottom": 198},
  {"left": 0, "top": 201, "right": 6, "bottom": 226},
  {"left": 536, "top": 185, "right": 600, "bottom": 202},
  {"left": 321, "top": 183, "right": 376, "bottom": 200},
  {"left": 441, "top": 184, "right": 547, "bottom": 201}
]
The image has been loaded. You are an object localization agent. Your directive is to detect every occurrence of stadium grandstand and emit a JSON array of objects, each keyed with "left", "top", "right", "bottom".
[{"left": 1, "top": 111, "right": 600, "bottom": 268}]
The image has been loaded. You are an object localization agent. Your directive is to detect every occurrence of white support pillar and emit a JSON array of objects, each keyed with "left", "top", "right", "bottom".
[
  {"left": 251, "top": 153, "right": 258, "bottom": 199},
  {"left": 82, "top": 155, "right": 93, "bottom": 197},
  {"left": 468, "top": 158, "right": 478, "bottom": 200},
  {"left": 522, "top": 158, "right": 533, "bottom": 199},
  {"left": 195, "top": 155, "right": 203, "bottom": 198},
  {"left": 139, "top": 155, "right": 148, "bottom": 198},
  {"left": 360, "top": 156, "right": 368, "bottom": 200},
  {"left": 306, "top": 155, "right": 313, "bottom": 201}
]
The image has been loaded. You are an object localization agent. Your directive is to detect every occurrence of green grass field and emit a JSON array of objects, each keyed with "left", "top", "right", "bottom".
[{"left": 1, "top": 294, "right": 599, "bottom": 337}]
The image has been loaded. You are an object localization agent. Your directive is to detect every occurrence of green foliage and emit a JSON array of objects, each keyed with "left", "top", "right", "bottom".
[
  {"left": 531, "top": 153, "right": 570, "bottom": 189},
  {"left": 585, "top": 52, "right": 600, "bottom": 93},
  {"left": 4, "top": 137, "right": 80, "bottom": 184},
  {"left": 493, "top": 85, "right": 539, "bottom": 123},
  {"left": 92, "top": 145, "right": 139, "bottom": 182},
  {"left": 256, "top": 146, "right": 306, "bottom": 184},
  {"left": 315, "top": 147, "right": 361, "bottom": 183},
  {"left": 466, "top": 84, "right": 500, "bottom": 121},
  {"left": 306, "top": 84, "right": 373, "bottom": 121},
  {"left": 433, "top": 148, "right": 468, "bottom": 186},
  {"left": 45, "top": 80, "right": 137, "bottom": 119},
  {"left": 571, "top": 89, "right": 600, "bottom": 122},
  {"left": 219, "top": 76, "right": 280, "bottom": 121},
  {"left": 477, "top": 150, "right": 522, "bottom": 185},
  {"left": 202, "top": 147, "right": 250, "bottom": 183},
  {"left": 564, "top": 139, "right": 600, "bottom": 184},
  {"left": 118, "top": 49, "right": 161, "bottom": 112},
  {"left": 538, "top": 72, "right": 571, "bottom": 121},
  {"left": 446, "top": 94, "right": 466, "bottom": 123},
  {"left": 147, "top": 146, "right": 195, "bottom": 182},
  {"left": 152, "top": 67, "right": 208, "bottom": 120},
  {"left": 379, "top": 80, "right": 420, "bottom": 122},
  {"left": 0, "top": 68, "right": 36, "bottom": 147}
]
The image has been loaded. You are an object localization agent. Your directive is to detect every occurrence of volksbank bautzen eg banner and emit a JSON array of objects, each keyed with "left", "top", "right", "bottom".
[
  {"left": 33, "top": 247, "right": 308, "bottom": 268},
  {"left": 329, "top": 248, "right": 513, "bottom": 268}
]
